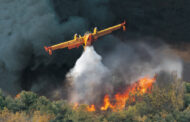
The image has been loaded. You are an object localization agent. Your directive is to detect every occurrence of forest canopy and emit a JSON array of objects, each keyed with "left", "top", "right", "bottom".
[{"left": 0, "top": 76, "right": 189, "bottom": 122}]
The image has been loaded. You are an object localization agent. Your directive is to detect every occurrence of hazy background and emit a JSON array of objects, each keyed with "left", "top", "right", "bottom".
[{"left": 0, "top": 0, "right": 189, "bottom": 97}]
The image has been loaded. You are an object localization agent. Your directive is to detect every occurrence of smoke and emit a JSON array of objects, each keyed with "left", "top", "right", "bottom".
[
  {"left": 0, "top": 0, "right": 189, "bottom": 97},
  {"left": 103, "top": 41, "right": 183, "bottom": 83},
  {"left": 0, "top": 0, "right": 88, "bottom": 94},
  {"left": 67, "top": 41, "right": 183, "bottom": 104}
]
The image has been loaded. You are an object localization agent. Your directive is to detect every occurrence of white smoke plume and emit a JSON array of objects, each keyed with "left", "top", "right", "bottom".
[
  {"left": 103, "top": 42, "right": 183, "bottom": 83},
  {"left": 67, "top": 41, "right": 183, "bottom": 104}
]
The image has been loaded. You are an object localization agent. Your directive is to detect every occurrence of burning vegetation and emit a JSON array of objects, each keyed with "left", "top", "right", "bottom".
[
  {"left": 102, "top": 76, "right": 155, "bottom": 111},
  {"left": 85, "top": 76, "right": 156, "bottom": 112},
  {"left": 78, "top": 77, "right": 156, "bottom": 112},
  {"left": 0, "top": 75, "right": 189, "bottom": 122}
]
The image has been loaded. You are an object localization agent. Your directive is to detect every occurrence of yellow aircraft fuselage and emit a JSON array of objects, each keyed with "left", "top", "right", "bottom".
[{"left": 44, "top": 21, "right": 126, "bottom": 55}]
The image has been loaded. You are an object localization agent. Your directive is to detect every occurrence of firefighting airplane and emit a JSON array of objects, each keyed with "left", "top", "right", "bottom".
[{"left": 44, "top": 21, "right": 126, "bottom": 55}]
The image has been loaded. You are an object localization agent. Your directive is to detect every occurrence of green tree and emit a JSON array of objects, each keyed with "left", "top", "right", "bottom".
[{"left": 0, "top": 89, "right": 6, "bottom": 110}]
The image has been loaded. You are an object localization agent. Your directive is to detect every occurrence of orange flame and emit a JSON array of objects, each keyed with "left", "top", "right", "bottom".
[
  {"left": 86, "top": 76, "right": 156, "bottom": 112},
  {"left": 101, "top": 94, "right": 115, "bottom": 110},
  {"left": 73, "top": 103, "right": 79, "bottom": 110},
  {"left": 87, "top": 104, "right": 96, "bottom": 112},
  {"left": 15, "top": 93, "right": 21, "bottom": 99},
  {"left": 100, "top": 76, "right": 156, "bottom": 111}
]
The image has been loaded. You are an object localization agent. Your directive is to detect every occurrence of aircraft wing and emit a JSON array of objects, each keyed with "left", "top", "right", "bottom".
[
  {"left": 92, "top": 21, "right": 126, "bottom": 39},
  {"left": 44, "top": 37, "right": 84, "bottom": 55}
]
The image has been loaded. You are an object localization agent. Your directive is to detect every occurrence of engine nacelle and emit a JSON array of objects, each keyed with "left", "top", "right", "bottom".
[
  {"left": 74, "top": 33, "right": 78, "bottom": 40},
  {"left": 93, "top": 27, "right": 98, "bottom": 34}
]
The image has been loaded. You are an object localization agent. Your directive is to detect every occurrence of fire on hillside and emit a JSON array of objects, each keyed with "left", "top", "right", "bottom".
[{"left": 72, "top": 76, "right": 156, "bottom": 112}]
